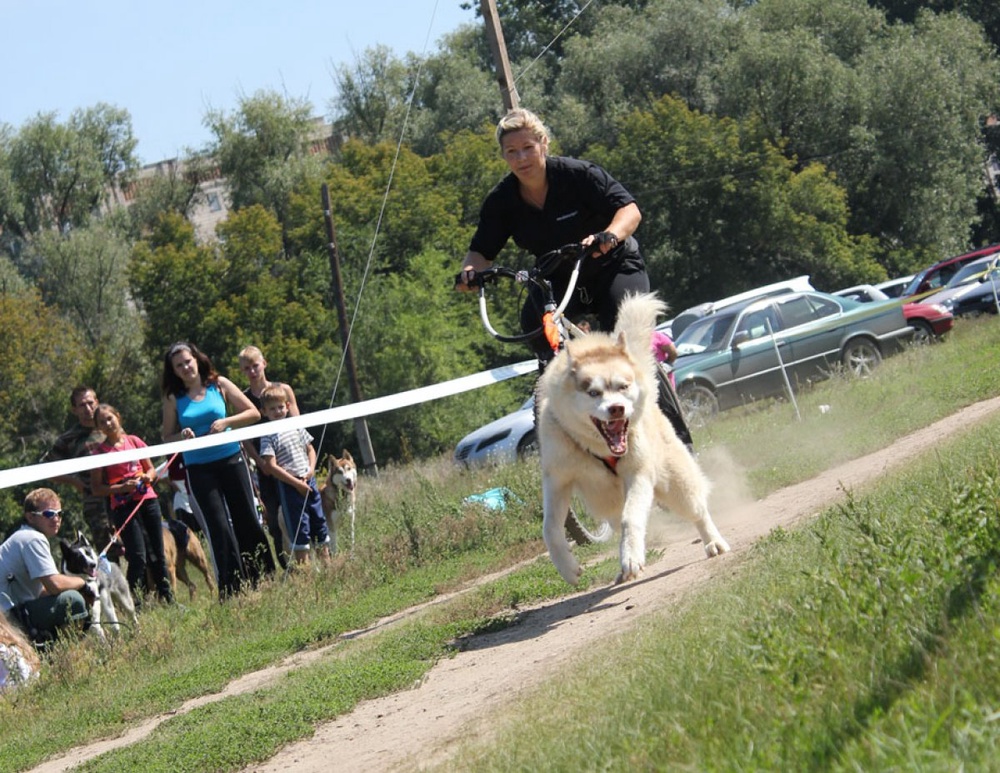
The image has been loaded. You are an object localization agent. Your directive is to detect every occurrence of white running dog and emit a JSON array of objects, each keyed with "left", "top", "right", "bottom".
[{"left": 536, "top": 292, "right": 730, "bottom": 585}]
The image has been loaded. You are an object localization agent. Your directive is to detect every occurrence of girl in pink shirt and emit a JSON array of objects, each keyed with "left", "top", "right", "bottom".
[{"left": 90, "top": 404, "right": 173, "bottom": 607}]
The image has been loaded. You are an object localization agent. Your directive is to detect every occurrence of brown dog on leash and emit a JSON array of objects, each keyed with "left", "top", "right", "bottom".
[
  {"left": 161, "top": 520, "right": 215, "bottom": 600},
  {"left": 319, "top": 450, "right": 357, "bottom": 554}
]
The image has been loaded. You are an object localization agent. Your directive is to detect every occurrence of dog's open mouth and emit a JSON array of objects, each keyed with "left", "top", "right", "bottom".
[{"left": 592, "top": 417, "right": 629, "bottom": 456}]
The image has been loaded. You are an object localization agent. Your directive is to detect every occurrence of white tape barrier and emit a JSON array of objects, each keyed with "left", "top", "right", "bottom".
[{"left": 0, "top": 359, "right": 538, "bottom": 491}]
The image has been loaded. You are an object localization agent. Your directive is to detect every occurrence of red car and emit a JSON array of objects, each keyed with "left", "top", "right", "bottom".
[
  {"left": 903, "top": 244, "right": 1000, "bottom": 299},
  {"left": 833, "top": 285, "right": 953, "bottom": 343}
]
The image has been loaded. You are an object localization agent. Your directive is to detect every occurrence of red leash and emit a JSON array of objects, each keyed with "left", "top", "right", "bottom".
[{"left": 99, "top": 452, "right": 180, "bottom": 559}]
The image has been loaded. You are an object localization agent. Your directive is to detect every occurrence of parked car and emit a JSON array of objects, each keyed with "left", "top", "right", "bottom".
[
  {"left": 874, "top": 275, "right": 914, "bottom": 298},
  {"left": 832, "top": 285, "right": 953, "bottom": 342},
  {"left": 673, "top": 290, "right": 913, "bottom": 425},
  {"left": 919, "top": 255, "right": 1000, "bottom": 310},
  {"left": 939, "top": 259, "right": 1000, "bottom": 317},
  {"left": 902, "top": 244, "right": 1000, "bottom": 299},
  {"left": 670, "top": 276, "right": 814, "bottom": 338},
  {"left": 454, "top": 395, "right": 536, "bottom": 466}
]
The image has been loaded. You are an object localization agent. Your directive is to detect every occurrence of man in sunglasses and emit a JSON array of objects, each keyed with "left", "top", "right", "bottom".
[{"left": 0, "top": 488, "right": 94, "bottom": 644}]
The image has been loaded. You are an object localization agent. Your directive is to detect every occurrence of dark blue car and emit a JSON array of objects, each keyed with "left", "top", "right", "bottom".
[{"left": 940, "top": 260, "right": 1000, "bottom": 317}]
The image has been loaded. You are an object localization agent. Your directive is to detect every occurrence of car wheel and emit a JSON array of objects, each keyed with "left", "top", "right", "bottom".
[
  {"left": 677, "top": 383, "right": 719, "bottom": 428},
  {"left": 841, "top": 338, "right": 882, "bottom": 377},
  {"left": 516, "top": 429, "right": 539, "bottom": 459},
  {"left": 908, "top": 319, "right": 934, "bottom": 345}
]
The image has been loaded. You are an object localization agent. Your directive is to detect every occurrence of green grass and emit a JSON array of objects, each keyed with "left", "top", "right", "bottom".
[{"left": 2, "top": 316, "right": 1000, "bottom": 772}]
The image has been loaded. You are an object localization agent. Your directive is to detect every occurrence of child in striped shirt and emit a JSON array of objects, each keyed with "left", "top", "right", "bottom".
[{"left": 258, "top": 386, "right": 331, "bottom": 566}]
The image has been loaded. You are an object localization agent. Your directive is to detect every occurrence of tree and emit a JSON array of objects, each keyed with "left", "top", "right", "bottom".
[
  {"left": 555, "top": 0, "right": 736, "bottom": 152},
  {"left": 330, "top": 46, "right": 419, "bottom": 147},
  {"left": 846, "top": 11, "right": 1000, "bottom": 262},
  {"left": 464, "top": 0, "right": 649, "bottom": 67},
  {"left": 124, "top": 157, "right": 205, "bottom": 239},
  {"left": 286, "top": 140, "right": 468, "bottom": 275},
  {"left": 0, "top": 286, "right": 86, "bottom": 457},
  {"left": 404, "top": 34, "right": 504, "bottom": 155},
  {"left": 596, "top": 96, "right": 881, "bottom": 307},
  {"left": 869, "top": 0, "right": 1000, "bottom": 52},
  {"left": 205, "top": 90, "right": 325, "bottom": 248},
  {"left": 715, "top": 0, "right": 877, "bottom": 165},
  {"left": 2, "top": 104, "right": 138, "bottom": 239},
  {"left": 129, "top": 212, "right": 227, "bottom": 359}
]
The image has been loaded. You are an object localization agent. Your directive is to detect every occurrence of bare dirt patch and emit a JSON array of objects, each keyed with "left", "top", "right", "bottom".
[{"left": 30, "top": 397, "right": 1000, "bottom": 773}]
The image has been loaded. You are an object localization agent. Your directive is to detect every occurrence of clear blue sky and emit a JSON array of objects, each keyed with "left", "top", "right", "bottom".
[{"left": 1, "top": 0, "right": 477, "bottom": 165}]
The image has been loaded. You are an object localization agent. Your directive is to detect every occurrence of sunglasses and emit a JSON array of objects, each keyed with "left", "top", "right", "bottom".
[{"left": 31, "top": 509, "right": 62, "bottom": 519}]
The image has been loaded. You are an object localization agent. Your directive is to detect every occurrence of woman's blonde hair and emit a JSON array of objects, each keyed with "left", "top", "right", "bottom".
[{"left": 495, "top": 107, "right": 550, "bottom": 147}]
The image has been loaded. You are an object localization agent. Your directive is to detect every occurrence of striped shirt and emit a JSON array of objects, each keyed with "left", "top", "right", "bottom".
[{"left": 259, "top": 429, "right": 314, "bottom": 478}]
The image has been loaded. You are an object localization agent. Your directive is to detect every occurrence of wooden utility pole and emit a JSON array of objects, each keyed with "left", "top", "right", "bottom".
[
  {"left": 321, "top": 183, "right": 378, "bottom": 476},
  {"left": 480, "top": 0, "right": 519, "bottom": 110}
]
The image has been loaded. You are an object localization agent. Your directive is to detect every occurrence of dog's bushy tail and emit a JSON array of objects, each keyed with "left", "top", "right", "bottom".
[{"left": 614, "top": 292, "right": 668, "bottom": 373}]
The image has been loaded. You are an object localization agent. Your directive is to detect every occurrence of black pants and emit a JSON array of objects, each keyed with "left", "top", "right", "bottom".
[
  {"left": 10, "top": 592, "right": 89, "bottom": 645},
  {"left": 656, "top": 366, "right": 694, "bottom": 450},
  {"left": 111, "top": 497, "right": 173, "bottom": 605},
  {"left": 256, "top": 471, "right": 288, "bottom": 568},
  {"left": 187, "top": 452, "right": 276, "bottom": 599}
]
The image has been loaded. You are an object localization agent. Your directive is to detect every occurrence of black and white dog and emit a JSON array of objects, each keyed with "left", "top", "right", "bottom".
[{"left": 60, "top": 531, "right": 137, "bottom": 639}]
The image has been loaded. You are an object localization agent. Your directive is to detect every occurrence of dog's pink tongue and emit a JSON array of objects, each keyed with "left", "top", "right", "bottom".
[{"left": 594, "top": 419, "right": 628, "bottom": 456}]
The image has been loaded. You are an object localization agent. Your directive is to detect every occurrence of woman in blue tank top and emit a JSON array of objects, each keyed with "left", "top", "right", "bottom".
[{"left": 161, "top": 342, "right": 275, "bottom": 598}]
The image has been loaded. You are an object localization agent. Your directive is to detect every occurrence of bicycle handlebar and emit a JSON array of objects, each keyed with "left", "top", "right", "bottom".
[{"left": 458, "top": 243, "right": 588, "bottom": 344}]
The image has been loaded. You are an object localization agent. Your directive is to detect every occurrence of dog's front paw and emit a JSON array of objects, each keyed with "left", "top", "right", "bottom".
[
  {"left": 553, "top": 555, "right": 582, "bottom": 585},
  {"left": 615, "top": 555, "right": 644, "bottom": 584},
  {"left": 704, "top": 536, "right": 731, "bottom": 557}
]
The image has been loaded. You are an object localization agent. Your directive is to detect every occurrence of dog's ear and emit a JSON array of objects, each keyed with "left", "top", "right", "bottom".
[
  {"left": 343, "top": 449, "right": 353, "bottom": 463},
  {"left": 60, "top": 538, "right": 72, "bottom": 553}
]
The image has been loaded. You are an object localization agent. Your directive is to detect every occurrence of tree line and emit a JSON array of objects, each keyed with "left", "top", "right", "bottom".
[{"left": 1, "top": 0, "right": 998, "bottom": 527}]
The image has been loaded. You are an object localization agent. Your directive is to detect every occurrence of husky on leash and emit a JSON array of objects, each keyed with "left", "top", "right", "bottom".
[
  {"left": 60, "top": 531, "right": 138, "bottom": 639},
  {"left": 536, "top": 292, "right": 730, "bottom": 585},
  {"left": 319, "top": 450, "right": 357, "bottom": 554}
]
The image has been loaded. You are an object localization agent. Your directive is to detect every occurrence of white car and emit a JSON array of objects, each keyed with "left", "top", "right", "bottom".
[
  {"left": 873, "top": 274, "right": 914, "bottom": 298},
  {"left": 453, "top": 396, "right": 536, "bottom": 466},
  {"left": 670, "top": 275, "right": 814, "bottom": 337}
]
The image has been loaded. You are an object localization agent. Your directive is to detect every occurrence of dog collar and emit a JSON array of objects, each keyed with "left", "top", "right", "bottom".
[{"left": 593, "top": 453, "right": 618, "bottom": 475}]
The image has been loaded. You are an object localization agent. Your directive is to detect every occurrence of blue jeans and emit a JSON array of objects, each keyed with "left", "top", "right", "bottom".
[{"left": 277, "top": 477, "right": 330, "bottom": 551}]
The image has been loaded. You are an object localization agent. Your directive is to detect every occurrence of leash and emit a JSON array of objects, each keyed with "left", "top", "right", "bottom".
[{"left": 98, "top": 452, "right": 181, "bottom": 568}]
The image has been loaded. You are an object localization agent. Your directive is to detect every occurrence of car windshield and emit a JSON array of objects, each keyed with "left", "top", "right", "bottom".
[
  {"left": 944, "top": 258, "right": 996, "bottom": 288},
  {"left": 675, "top": 310, "right": 739, "bottom": 354}
]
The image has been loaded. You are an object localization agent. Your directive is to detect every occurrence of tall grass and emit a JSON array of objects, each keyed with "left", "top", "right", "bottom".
[{"left": 1, "top": 316, "right": 999, "bottom": 772}]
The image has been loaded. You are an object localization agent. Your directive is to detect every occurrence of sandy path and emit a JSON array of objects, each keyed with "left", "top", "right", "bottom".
[{"left": 30, "top": 396, "right": 1000, "bottom": 773}]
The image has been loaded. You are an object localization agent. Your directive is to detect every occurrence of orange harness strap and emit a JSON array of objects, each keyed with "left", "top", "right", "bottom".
[{"left": 541, "top": 311, "right": 561, "bottom": 354}]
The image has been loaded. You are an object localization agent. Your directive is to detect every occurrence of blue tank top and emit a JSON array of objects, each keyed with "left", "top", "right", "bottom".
[{"left": 176, "top": 383, "right": 240, "bottom": 465}]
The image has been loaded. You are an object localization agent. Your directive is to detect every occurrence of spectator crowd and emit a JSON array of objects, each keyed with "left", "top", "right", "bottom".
[{"left": 1, "top": 342, "right": 331, "bottom": 692}]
